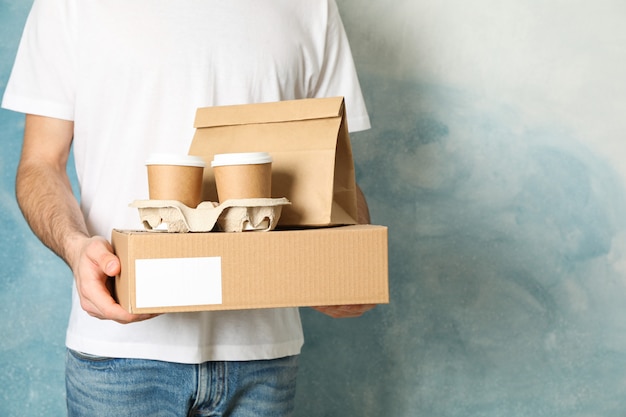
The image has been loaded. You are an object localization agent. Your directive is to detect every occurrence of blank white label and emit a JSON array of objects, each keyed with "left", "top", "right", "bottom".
[{"left": 135, "top": 257, "right": 222, "bottom": 308}]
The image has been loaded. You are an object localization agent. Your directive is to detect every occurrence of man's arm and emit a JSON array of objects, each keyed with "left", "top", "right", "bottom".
[
  {"left": 310, "top": 185, "right": 377, "bottom": 318},
  {"left": 17, "top": 114, "right": 154, "bottom": 324}
]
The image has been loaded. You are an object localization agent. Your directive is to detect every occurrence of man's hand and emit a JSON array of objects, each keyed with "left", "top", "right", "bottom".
[
  {"left": 71, "top": 235, "right": 157, "bottom": 324},
  {"left": 311, "top": 304, "right": 377, "bottom": 319}
]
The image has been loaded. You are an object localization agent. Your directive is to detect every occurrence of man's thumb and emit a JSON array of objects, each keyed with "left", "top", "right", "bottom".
[{"left": 103, "top": 257, "right": 120, "bottom": 277}]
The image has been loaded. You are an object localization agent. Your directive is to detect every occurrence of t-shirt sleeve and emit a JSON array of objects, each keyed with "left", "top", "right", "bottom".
[
  {"left": 2, "top": 0, "right": 77, "bottom": 120},
  {"left": 313, "top": 0, "right": 371, "bottom": 133}
]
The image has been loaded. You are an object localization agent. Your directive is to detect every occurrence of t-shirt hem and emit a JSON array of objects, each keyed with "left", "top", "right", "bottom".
[{"left": 65, "top": 333, "right": 305, "bottom": 364}]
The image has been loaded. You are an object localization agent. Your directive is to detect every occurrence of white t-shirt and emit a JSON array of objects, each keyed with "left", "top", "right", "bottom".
[{"left": 3, "top": 0, "right": 370, "bottom": 363}]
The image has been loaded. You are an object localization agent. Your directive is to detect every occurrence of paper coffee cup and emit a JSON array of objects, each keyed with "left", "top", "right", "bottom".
[
  {"left": 145, "top": 153, "right": 206, "bottom": 208},
  {"left": 211, "top": 152, "right": 272, "bottom": 202}
]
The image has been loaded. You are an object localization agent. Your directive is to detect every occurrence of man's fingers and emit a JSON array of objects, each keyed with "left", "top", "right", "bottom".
[
  {"left": 311, "top": 304, "right": 377, "bottom": 318},
  {"left": 97, "top": 299, "right": 158, "bottom": 324},
  {"left": 81, "top": 291, "right": 157, "bottom": 324}
]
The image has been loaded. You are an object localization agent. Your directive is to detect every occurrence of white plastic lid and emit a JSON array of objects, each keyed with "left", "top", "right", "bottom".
[
  {"left": 145, "top": 153, "right": 206, "bottom": 167},
  {"left": 211, "top": 152, "right": 273, "bottom": 167}
]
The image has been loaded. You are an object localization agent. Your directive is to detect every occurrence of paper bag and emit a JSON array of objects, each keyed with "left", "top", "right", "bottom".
[{"left": 189, "top": 97, "right": 358, "bottom": 227}]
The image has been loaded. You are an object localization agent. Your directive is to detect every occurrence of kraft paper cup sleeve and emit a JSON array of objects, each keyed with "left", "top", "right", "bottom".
[
  {"left": 211, "top": 152, "right": 273, "bottom": 203},
  {"left": 145, "top": 154, "right": 206, "bottom": 208}
]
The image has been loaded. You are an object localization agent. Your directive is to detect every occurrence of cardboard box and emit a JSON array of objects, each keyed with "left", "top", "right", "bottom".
[
  {"left": 112, "top": 225, "right": 388, "bottom": 314},
  {"left": 190, "top": 97, "right": 358, "bottom": 227}
]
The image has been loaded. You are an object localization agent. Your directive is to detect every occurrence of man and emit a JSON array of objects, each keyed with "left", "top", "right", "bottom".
[{"left": 3, "top": 0, "right": 374, "bottom": 415}]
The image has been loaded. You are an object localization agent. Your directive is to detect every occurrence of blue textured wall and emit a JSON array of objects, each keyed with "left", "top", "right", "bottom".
[
  {"left": 1, "top": 1, "right": 71, "bottom": 414},
  {"left": 4, "top": 1, "right": 626, "bottom": 416}
]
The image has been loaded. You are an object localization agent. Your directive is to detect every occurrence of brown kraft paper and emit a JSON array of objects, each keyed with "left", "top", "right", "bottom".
[{"left": 189, "top": 97, "right": 358, "bottom": 227}]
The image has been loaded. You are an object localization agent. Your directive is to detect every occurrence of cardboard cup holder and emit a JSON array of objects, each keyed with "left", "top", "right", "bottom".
[
  {"left": 130, "top": 198, "right": 291, "bottom": 233},
  {"left": 140, "top": 152, "right": 287, "bottom": 233}
]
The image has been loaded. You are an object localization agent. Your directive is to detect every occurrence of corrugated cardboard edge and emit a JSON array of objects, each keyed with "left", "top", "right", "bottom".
[
  {"left": 194, "top": 96, "right": 345, "bottom": 128},
  {"left": 111, "top": 230, "right": 133, "bottom": 312}
]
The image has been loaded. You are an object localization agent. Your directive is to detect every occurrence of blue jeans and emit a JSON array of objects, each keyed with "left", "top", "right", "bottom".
[{"left": 66, "top": 349, "right": 298, "bottom": 417}]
